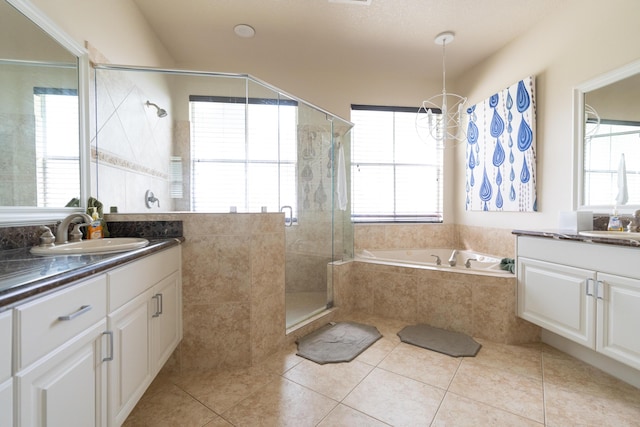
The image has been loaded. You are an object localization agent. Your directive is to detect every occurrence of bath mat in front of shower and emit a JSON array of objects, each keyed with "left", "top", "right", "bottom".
[
  {"left": 398, "top": 324, "right": 481, "bottom": 357},
  {"left": 296, "top": 321, "right": 382, "bottom": 364}
]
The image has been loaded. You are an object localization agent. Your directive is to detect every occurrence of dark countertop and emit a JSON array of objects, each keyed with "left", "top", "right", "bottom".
[
  {"left": 512, "top": 229, "right": 640, "bottom": 248},
  {"left": 0, "top": 237, "right": 184, "bottom": 311}
]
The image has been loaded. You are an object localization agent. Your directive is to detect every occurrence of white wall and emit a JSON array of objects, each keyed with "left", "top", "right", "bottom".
[
  {"left": 29, "top": 0, "right": 174, "bottom": 67},
  {"left": 454, "top": 0, "right": 640, "bottom": 230}
]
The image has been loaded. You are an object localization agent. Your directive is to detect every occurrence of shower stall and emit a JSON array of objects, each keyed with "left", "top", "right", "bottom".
[{"left": 92, "top": 65, "right": 353, "bottom": 328}]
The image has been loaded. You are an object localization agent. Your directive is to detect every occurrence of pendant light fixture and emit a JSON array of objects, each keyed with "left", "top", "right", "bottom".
[{"left": 416, "top": 31, "right": 467, "bottom": 145}]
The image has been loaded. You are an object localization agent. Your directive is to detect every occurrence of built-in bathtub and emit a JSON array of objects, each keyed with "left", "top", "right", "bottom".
[
  {"left": 341, "top": 247, "right": 539, "bottom": 344},
  {"left": 356, "top": 248, "right": 512, "bottom": 277}
]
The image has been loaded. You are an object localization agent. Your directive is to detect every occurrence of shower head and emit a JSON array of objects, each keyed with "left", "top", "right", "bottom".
[{"left": 145, "top": 100, "right": 168, "bottom": 118}]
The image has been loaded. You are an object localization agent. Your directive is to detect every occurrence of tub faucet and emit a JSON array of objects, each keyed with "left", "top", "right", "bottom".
[
  {"left": 465, "top": 258, "right": 478, "bottom": 268},
  {"left": 56, "top": 212, "right": 93, "bottom": 244},
  {"left": 431, "top": 254, "right": 442, "bottom": 266},
  {"left": 448, "top": 250, "right": 457, "bottom": 267}
]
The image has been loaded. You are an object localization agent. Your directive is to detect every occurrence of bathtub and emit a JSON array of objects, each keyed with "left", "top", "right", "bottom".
[{"left": 355, "top": 248, "right": 512, "bottom": 277}]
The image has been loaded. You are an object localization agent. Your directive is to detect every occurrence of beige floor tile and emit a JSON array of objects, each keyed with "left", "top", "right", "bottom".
[
  {"left": 449, "top": 360, "right": 544, "bottom": 423},
  {"left": 222, "top": 377, "right": 337, "bottom": 427},
  {"left": 465, "top": 339, "right": 543, "bottom": 380},
  {"left": 172, "top": 365, "right": 279, "bottom": 414},
  {"left": 202, "top": 418, "right": 234, "bottom": 427},
  {"left": 317, "top": 404, "right": 390, "bottom": 426},
  {"left": 378, "top": 342, "right": 461, "bottom": 389},
  {"left": 258, "top": 343, "right": 305, "bottom": 375},
  {"left": 343, "top": 311, "right": 406, "bottom": 344},
  {"left": 123, "top": 380, "right": 218, "bottom": 427},
  {"left": 343, "top": 368, "right": 445, "bottom": 427},
  {"left": 432, "top": 392, "right": 543, "bottom": 427},
  {"left": 542, "top": 351, "right": 640, "bottom": 398},
  {"left": 544, "top": 382, "right": 640, "bottom": 426},
  {"left": 355, "top": 336, "right": 398, "bottom": 366},
  {"left": 283, "top": 358, "right": 374, "bottom": 400}
]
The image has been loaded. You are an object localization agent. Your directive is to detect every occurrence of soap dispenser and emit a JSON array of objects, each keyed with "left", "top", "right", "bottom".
[
  {"left": 607, "top": 209, "right": 623, "bottom": 231},
  {"left": 88, "top": 207, "right": 104, "bottom": 239}
]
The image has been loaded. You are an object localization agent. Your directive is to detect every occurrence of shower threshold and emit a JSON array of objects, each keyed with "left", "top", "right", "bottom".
[{"left": 285, "top": 291, "right": 327, "bottom": 328}]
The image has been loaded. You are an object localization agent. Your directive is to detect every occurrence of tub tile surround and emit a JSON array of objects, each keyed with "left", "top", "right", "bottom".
[
  {"left": 343, "top": 261, "right": 540, "bottom": 344},
  {"left": 354, "top": 223, "right": 517, "bottom": 259}
]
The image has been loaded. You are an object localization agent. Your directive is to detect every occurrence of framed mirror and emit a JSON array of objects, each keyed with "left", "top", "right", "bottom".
[
  {"left": 0, "top": 0, "right": 89, "bottom": 225},
  {"left": 574, "top": 59, "right": 640, "bottom": 214}
]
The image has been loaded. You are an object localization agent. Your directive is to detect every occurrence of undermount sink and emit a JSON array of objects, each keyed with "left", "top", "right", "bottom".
[
  {"left": 31, "top": 237, "right": 149, "bottom": 256},
  {"left": 578, "top": 231, "right": 640, "bottom": 241}
]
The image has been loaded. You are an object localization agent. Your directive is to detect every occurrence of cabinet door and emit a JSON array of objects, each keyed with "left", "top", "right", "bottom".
[
  {"left": 107, "top": 291, "right": 151, "bottom": 427},
  {"left": 597, "top": 273, "right": 640, "bottom": 370},
  {"left": 0, "top": 378, "right": 12, "bottom": 427},
  {"left": 150, "top": 271, "right": 182, "bottom": 375},
  {"left": 15, "top": 319, "right": 107, "bottom": 427},
  {"left": 0, "top": 310, "right": 11, "bottom": 427},
  {"left": 517, "top": 257, "right": 596, "bottom": 347}
]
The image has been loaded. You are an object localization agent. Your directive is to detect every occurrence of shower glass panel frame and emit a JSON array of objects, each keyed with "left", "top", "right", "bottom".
[{"left": 92, "top": 65, "right": 353, "bottom": 329}]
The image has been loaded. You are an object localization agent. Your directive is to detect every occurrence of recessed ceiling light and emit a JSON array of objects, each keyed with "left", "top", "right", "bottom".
[{"left": 234, "top": 24, "right": 255, "bottom": 38}]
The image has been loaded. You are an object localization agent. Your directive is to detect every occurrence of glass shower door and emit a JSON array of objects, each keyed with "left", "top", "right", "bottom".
[{"left": 283, "top": 101, "right": 336, "bottom": 328}]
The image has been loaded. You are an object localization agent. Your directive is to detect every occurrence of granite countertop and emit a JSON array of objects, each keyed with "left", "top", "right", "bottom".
[
  {"left": 0, "top": 237, "right": 184, "bottom": 311},
  {"left": 512, "top": 229, "right": 640, "bottom": 248}
]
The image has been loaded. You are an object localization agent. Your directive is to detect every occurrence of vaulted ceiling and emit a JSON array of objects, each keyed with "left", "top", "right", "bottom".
[{"left": 132, "top": 0, "right": 567, "bottom": 82}]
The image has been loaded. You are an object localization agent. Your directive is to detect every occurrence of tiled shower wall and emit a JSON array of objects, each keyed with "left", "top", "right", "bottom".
[{"left": 88, "top": 45, "right": 174, "bottom": 213}]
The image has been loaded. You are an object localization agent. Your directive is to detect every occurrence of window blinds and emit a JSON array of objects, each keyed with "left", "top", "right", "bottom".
[
  {"left": 351, "top": 105, "right": 443, "bottom": 222},
  {"left": 34, "top": 88, "right": 79, "bottom": 207}
]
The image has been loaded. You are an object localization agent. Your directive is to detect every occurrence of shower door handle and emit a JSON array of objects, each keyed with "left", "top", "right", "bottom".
[{"left": 280, "top": 205, "right": 293, "bottom": 227}]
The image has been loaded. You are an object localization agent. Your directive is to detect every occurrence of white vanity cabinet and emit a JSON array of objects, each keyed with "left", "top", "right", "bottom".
[
  {"left": 0, "top": 310, "right": 13, "bottom": 427},
  {"left": 13, "top": 274, "right": 109, "bottom": 427},
  {"left": 517, "top": 257, "right": 596, "bottom": 347},
  {"left": 7, "top": 243, "right": 181, "bottom": 427},
  {"left": 517, "top": 236, "right": 640, "bottom": 370},
  {"left": 106, "top": 246, "right": 182, "bottom": 427}
]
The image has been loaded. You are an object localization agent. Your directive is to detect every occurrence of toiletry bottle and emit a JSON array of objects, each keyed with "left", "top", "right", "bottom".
[
  {"left": 607, "top": 210, "right": 623, "bottom": 231},
  {"left": 88, "top": 207, "right": 103, "bottom": 239}
]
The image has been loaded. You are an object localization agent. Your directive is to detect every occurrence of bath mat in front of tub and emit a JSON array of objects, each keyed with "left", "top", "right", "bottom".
[
  {"left": 398, "top": 324, "right": 481, "bottom": 357},
  {"left": 296, "top": 321, "right": 382, "bottom": 364}
]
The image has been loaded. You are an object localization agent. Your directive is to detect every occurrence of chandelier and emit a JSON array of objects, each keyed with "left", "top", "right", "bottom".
[{"left": 416, "top": 31, "right": 467, "bottom": 145}]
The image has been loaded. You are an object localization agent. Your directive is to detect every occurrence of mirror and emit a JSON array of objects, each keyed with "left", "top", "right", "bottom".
[
  {"left": 0, "top": 0, "right": 89, "bottom": 225},
  {"left": 574, "top": 59, "right": 640, "bottom": 213}
]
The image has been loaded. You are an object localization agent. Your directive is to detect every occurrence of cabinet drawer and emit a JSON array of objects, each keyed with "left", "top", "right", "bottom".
[
  {"left": 0, "top": 311, "right": 11, "bottom": 381},
  {"left": 14, "top": 274, "right": 107, "bottom": 370},
  {"left": 108, "top": 246, "right": 180, "bottom": 311}
]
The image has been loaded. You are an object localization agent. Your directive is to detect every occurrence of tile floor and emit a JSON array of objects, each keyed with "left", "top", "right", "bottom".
[{"left": 124, "top": 312, "right": 640, "bottom": 426}]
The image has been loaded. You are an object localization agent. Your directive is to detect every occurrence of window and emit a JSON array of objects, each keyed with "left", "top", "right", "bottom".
[
  {"left": 350, "top": 105, "right": 443, "bottom": 222},
  {"left": 34, "top": 88, "right": 79, "bottom": 207},
  {"left": 189, "top": 96, "right": 297, "bottom": 214},
  {"left": 583, "top": 119, "right": 640, "bottom": 206}
]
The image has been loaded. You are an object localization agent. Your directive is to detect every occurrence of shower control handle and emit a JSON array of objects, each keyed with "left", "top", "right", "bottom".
[{"left": 281, "top": 205, "right": 293, "bottom": 227}]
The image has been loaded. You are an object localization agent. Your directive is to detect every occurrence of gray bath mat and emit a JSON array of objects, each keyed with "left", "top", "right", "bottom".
[
  {"left": 398, "top": 324, "right": 481, "bottom": 357},
  {"left": 296, "top": 322, "right": 382, "bottom": 364}
]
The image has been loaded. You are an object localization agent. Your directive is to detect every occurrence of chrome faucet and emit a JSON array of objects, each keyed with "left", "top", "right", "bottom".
[
  {"left": 448, "top": 250, "right": 457, "bottom": 267},
  {"left": 55, "top": 212, "right": 93, "bottom": 244},
  {"left": 465, "top": 258, "right": 478, "bottom": 268}
]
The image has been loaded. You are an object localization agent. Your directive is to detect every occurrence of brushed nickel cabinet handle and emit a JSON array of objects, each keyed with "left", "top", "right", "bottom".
[
  {"left": 58, "top": 304, "right": 92, "bottom": 321},
  {"left": 103, "top": 331, "right": 114, "bottom": 362}
]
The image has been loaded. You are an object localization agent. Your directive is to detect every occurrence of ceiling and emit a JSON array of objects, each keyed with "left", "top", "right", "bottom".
[{"left": 132, "top": 0, "right": 567, "bottom": 83}]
